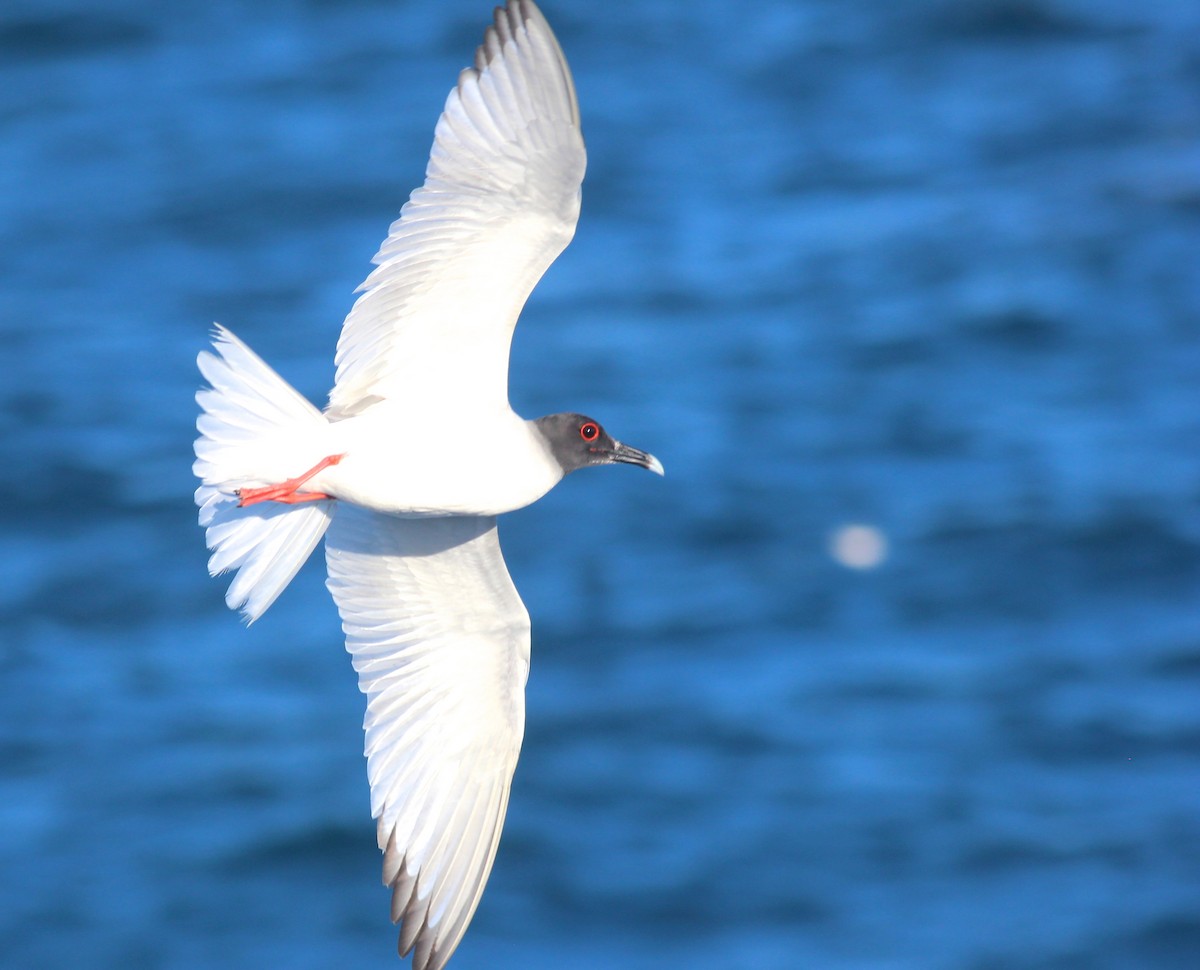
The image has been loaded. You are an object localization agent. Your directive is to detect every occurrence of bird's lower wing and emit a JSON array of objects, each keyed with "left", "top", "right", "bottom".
[{"left": 324, "top": 507, "right": 530, "bottom": 970}]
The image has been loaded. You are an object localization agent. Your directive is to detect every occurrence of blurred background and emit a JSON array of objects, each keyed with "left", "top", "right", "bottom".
[{"left": 3, "top": 0, "right": 1199, "bottom": 967}]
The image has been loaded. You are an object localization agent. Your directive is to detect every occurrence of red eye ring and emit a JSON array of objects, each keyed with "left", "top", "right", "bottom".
[{"left": 579, "top": 422, "right": 600, "bottom": 442}]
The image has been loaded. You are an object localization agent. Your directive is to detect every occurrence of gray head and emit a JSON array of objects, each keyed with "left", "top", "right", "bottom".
[{"left": 534, "top": 412, "right": 664, "bottom": 477}]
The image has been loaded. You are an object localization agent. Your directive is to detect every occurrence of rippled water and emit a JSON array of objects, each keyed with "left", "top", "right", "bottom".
[{"left": 3, "top": 1, "right": 1200, "bottom": 967}]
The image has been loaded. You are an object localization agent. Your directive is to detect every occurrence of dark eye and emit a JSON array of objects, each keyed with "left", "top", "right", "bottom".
[{"left": 579, "top": 422, "right": 599, "bottom": 442}]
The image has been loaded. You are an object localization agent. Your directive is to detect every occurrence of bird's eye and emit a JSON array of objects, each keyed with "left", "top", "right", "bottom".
[{"left": 579, "top": 422, "right": 599, "bottom": 442}]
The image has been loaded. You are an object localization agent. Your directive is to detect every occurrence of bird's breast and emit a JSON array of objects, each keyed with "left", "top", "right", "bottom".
[{"left": 311, "top": 406, "right": 563, "bottom": 517}]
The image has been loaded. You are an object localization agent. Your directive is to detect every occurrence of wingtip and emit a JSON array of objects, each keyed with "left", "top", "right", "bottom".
[{"left": 470, "top": 0, "right": 580, "bottom": 131}]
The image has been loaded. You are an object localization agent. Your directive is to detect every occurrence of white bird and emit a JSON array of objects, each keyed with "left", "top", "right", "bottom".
[{"left": 191, "top": 3, "right": 661, "bottom": 969}]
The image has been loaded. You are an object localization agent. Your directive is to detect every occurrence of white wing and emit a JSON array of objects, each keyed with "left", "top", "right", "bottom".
[
  {"left": 324, "top": 505, "right": 529, "bottom": 970},
  {"left": 328, "top": 0, "right": 585, "bottom": 419}
]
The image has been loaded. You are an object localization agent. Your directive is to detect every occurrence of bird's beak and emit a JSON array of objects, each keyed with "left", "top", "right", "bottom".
[{"left": 609, "top": 441, "right": 665, "bottom": 476}]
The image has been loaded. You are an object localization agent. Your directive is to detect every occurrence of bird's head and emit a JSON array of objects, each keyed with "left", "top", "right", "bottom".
[{"left": 534, "top": 412, "right": 664, "bottom": 477}]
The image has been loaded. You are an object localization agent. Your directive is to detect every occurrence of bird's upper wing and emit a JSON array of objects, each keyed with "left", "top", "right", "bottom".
[
  {"left": 327, "top": 0, "right": 585, "bottom": 420},
  {"left": 324, "top": 506, "right": 530, "bottom": 970}
]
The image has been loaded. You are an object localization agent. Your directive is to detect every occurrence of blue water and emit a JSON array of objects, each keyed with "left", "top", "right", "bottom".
[{"left": 3, "top": 1, "right": 1200, "bottom": 967}]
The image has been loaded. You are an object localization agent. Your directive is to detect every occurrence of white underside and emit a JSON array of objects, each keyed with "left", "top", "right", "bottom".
[
  {"left": 308, "top": 402, "right": 565, "bottom": 517},
  {"left": 196, "top": 359, "right": 564, "bottom": 519}
]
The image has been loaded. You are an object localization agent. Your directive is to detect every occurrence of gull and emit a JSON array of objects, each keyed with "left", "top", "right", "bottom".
[{"left": 191, "top": 2, "right": 661, "bottom": 969}]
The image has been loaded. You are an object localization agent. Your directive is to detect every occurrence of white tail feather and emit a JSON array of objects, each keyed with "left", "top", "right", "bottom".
[{"left": 193, "top": 325, "right": 334, "bottom": 623}]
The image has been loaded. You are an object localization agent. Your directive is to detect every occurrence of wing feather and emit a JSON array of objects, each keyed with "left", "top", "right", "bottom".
[
  {"left": 328, "top": 0, "right": 585, "bottom": 420},
  {"left": 324, "top": 506, "right": 529, "bottom": 970}
]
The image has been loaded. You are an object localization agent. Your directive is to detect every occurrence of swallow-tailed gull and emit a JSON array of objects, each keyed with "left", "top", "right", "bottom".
[{"left": 192, "top": 2, "right": 660, "bottom": 968}]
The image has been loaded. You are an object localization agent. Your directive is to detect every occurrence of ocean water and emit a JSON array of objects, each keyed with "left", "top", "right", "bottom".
[{"left": 3, "top": 0, "right": 1200, "bottom": 967}]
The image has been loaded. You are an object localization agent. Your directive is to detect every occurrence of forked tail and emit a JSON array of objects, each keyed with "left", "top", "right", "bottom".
[{"left": 193, "top": 325, "right": 333, "bottom": 623}]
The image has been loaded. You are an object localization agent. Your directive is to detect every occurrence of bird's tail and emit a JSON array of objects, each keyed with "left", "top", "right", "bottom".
[{"left": 193, "top": 324, "right": 334, "bottom": 623}]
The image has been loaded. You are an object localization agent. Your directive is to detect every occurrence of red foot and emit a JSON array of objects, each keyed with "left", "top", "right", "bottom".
[{"left": 237, "top": 454, "right": 346, "bottom": 508}]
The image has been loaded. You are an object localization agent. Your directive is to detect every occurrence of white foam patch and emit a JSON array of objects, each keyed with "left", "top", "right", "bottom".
[{"left": 830, "top": 524, "right": 888, "bottom": 570}]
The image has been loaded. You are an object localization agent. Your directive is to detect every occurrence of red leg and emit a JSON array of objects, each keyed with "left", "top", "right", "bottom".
[{"left": 237, "top": 454, "right": 346, "bottom": 508}]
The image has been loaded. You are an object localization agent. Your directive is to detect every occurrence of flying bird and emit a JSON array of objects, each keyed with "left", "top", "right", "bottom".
[{"left": 192, "top": 2, "right": 661, "bottom": 968}]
